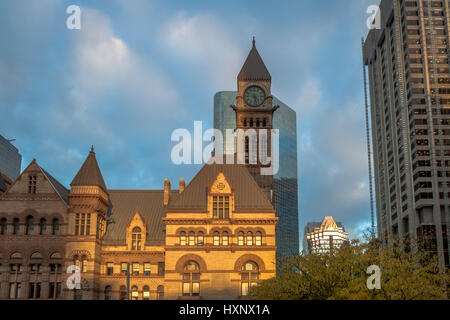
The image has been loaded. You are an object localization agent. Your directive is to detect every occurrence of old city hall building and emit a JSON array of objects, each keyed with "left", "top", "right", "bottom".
[{"left": 0, "top": 41, "right": 279, "bottom": 300}]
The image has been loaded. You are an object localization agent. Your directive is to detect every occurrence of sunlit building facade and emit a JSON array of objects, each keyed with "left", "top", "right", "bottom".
[{"left": 304, "top": 216, "right": 348, "bottom": 254}]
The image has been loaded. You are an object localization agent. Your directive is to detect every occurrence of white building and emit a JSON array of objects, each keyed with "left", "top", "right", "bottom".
[{"left": 304, "top": 216, "right": 349, "bottom": 254}]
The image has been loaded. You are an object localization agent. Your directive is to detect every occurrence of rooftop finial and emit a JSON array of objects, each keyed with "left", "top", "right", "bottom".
[
  {"left": 90, "top": 145, "right": 94, "bottom": 153},
  {"left": 252, "top": 36, "right": 255, "bottom": 47}
]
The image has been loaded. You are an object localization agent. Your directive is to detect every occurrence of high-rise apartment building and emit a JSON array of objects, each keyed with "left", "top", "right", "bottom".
[
  {"left": 214, "top": 43, "right": 299, "bottom": 257},
  {"left": 363, "top": 0, "right": 450, "bottom": 267},
  {"left": 304, "top": 216, "right": 348, "bottom": 254},
  {"left": 0, "top": 134, "right": 22, "bottom": 181}
]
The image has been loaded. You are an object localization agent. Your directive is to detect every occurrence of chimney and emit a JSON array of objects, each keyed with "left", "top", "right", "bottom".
[
  {"left": 179, "top": 178, "right": 185, "bottom": 194},
  {"left": 164, "top": 179, "right": 171, "bottom": 206}
]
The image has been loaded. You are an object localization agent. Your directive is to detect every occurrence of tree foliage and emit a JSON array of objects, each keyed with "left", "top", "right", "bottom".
[{"left": 252, "top": 238, "right": 449, "bottom": 300}]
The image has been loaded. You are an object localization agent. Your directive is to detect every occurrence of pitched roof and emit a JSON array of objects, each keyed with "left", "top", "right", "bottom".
[
  {"left": 103, "top": 190, "right": 179, "bottom": 245},
  {"left": 70, "top": 147, "right": 107, "bottom": 191},
  {"left": 40, "top": 168, "right": 69, "bottom": 205},
  {"left": 305, "top": 219, "right": 345, "bottom": 233},
  {"left": 237, "top": 39, "right": 271, "bottom": 81},
  {"left": 168, "top": 162, "right": 275, "bottom": 213}
]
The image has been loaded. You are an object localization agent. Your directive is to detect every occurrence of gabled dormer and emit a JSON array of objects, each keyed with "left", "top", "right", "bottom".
[
  {"left": 126, "top": 210, "right": 147, "bottom": 251},
  {"left": 207, "top": 172, "right": 235, "bottom": 220}
]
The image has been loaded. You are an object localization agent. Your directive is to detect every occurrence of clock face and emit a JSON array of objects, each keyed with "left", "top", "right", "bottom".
[{"left": 244, "top": 86, "right": 265, "bottom": 107}]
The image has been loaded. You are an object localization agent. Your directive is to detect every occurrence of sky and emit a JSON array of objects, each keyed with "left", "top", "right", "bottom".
[{"left": 0, "top": 0, "right": 378, "bottom": 248}]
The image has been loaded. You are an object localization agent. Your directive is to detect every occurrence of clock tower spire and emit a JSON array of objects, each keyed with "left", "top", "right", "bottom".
[{"left": 231, "top": 39, "right": 279, "bottom": 199}]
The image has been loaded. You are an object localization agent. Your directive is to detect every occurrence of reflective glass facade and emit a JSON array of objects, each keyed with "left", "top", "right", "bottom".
[
  {"left": 0, "top": 134, "right": 21, "bottom": 181},
  {"left": 214, "top": 91, "right": 299, "bottom": 257}
]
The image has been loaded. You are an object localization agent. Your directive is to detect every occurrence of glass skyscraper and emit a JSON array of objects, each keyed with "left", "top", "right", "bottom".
[
  {"left": 0, "top": 134, "right": 22, "bottom": 181},
  {"left": 214, "top": 91, "right": 299, "bottom": 257}
]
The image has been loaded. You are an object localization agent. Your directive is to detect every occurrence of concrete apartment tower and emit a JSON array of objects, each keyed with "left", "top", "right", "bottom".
[{"left": 363, "top": 0, "right": 450, "bottom": 267}]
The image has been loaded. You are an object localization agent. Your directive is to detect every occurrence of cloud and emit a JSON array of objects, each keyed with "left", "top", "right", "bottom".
[
  {"left": 159, "top": 12, "right": 245, "bottom": 88},
  {"left": 295, "top": 77, "right": 322, "bottom": 115}
]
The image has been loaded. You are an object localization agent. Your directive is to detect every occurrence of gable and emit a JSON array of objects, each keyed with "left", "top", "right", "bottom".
[{"left": 1, "top": 160, "right": 69, "bottom": 205}]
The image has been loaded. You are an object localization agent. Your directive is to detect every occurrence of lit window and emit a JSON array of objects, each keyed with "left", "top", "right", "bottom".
[
  {"left": 131, "top": 286, "right": 139, "bottom": 300},
  {"left": 144, "top": 263, "right": 151, "bottom": 276},
  {"left": 246, "top": 232, "right": 253, "bottom": 246},
  {"left": 132, "top": 227, "right": 142, "bottom": 250},
  {"left": 238, "top": 232, "right": 244, "bottom": 246},
  {"left": 182, "top": 261, "right": 200, "bottom": 297},
  {"left": 189, "top": 231, "right": 195, "bottom": 246},
  {"left": 222, "top": 232, "right": 229, "bottom": 246},
  {"left": 241, "top": 262, "right": 259, "bottom": 296},
  {"left": 81, "top": 255, "right": 87, "bottom": 273},
  {"left": 121, "top": 262, "right": 128, "bottom": 275},
  {"left": 180, "top": 231, "right": 186, "bottom": 246},
  {"left": 143, "top": 285, "right": 150, "bottom": 300},
  {"left": 132, "top": 263, "right": 140, "bottom": 275},
  {"left": 213, "top": 231, "right": 220, "bottom": 246},
  {"left": 255, "top": 232, "right": 262, "bottom": 246}
]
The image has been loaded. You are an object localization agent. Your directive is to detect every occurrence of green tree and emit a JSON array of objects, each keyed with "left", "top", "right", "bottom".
[{"left": 252, "top": 238, "right": 449, "bottom": 300}]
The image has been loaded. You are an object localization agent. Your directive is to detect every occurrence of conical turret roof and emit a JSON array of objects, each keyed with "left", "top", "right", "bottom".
[
  {"left": 237, "top": 38, "right": 271, "bottom": 81},
  {"left": 71, "top": 146, "right": 107, "bottom": 191}
]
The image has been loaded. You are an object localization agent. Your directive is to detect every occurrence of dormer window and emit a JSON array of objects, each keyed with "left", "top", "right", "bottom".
[
  {"left": 213, "top": 196, "right": 230, "bottom": 219},
  {"left": 132, "top": 227, "right": 142, "bottom": 251}
]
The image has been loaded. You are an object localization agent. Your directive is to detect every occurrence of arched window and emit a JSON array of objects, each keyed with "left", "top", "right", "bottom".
[
  {"left": 250, "top": 118, "right": 254, "bottom": 127},
  {"left": 0, "top": 218, "right": 6, "bottom": 235},
  {"left": 197, "top": 232, "right": 204, "bottom": 246},
  {"left": 157, "top": 285, "right": 164, "bottom": 300},
  {"left": 213, "top": 231, "right": 220, "bottom": 246},
  {"left": 52, "top": 218, "right": 59, "bottom": 235},
  {"left": 241, "top": 261, "right": 259, "bottom": 296},
  {"left": 81, "top": 255, "right": 88, "bottom": 273},
  {"left": 263, "top": 118, "right": 267, "bottom": 127},
  {"left": 238, "top": 231, "right": 244, "bottom": 246},
  {"left": 132, "top": 227, "right": 142, "bottom": 250},
  {"left": 143, "top": 285, "right": 150, "bottom": 300},
  {"left": 10, "top": 252, "right": 22, "bottom": 260},
  {"left": 131, "top": 285, "right": 139, "bottom": 300},
  {"left": 256, "top": 119, "right": 260, "bottom": 127},
  {"left": 13, "top": 218, "right": 19, "bottom": 235},
  {"left": 183, "top": 261, "right": 200, "bottom": 297},
  {"left": 39, "top": 218, "right": 46, "bottom": 235},
  {"left": 255, "top": 232, "right": 262, "bottom": 246},
  {"left": 105, "top": 285, "right": 112, "bottom": 300},
  {"left": 26, "top": 216, "right": 34, "bottom": 235},
  {"left": 119, "top": 285, "right": 127, "bottom": 300},
  {"left": 9, "top": 252, "right": 23, "bottom": 275},
  {"left": 243, "top": 119, "right": 247, "bottom": 127},
  {"left": 180, "top": 231, "right": 186, "bottom": 246},
  {"left": 30, "top": 252, "right": 43, "bottom": 260},
  {"left": 189, "top": 231, "right": 195, "bottom": 246},
  {"left": 222, "top": 232, "right": 229, "bottom": 246},
  {"left": 73, "top": 255, "right": 80, "bottom": 269},
  {"left": 246, "top": 232, "right": 253, "bottom": 246}
]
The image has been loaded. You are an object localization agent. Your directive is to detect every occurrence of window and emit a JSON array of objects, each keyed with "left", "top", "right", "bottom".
[
  {"left": 157, "top": 285, "right": 164, "bottom": 300},
  {"left": 197, "top": 232, "right": 204, "bottom": 246},
  {"left": 50, "top": 263, "right": 62, "bottom": 273},
  {"left": 9, "top": 282, "right": 22, "bottom": 299},
  {"left": 52, "top": 218, "right": 59, "bottom": 236},
  {"left": 189, "top": 231, "right": 195, "bottom": 246},
  {"left": 143, "top": 285, "right": 150, "bottom": 300},
  {"left": 213, "top": 231, "right": 220, "bottom": 246},
  {"left": 104, "top": 285, "right": 112, "bottom": 300},
  {"left": 213, "top": 196, "right": 230, "bottom": 219},
  {"left": 238, "top": 232, "right": 244, "bottom": 246},
  {"left": 29, "top": 263, "right": 43, "bottom": 273},
  {"left": 28, "top": 175, "right": 36, "bottom": 194},
  {"left": 73, "top": 255, "right": 81, "bottom": 269},
  {"left": 222, "top": 232, "right": 229, "bottom": 246},
  {"left": 158, "top": 262, "right": 165, "bottom": 276},
  {"left": 241, "top": 262, "right": 259, "bottom": 296},
  {"left": 106, "top": 263, "right": 114, "bottom": 275},
  {"left": 144, "top": 263, "right": 151, "bottom": 276},
  {"left": 180, "top": 231, "right": 186, "bottom": 246},
  {"left": 28, "top": 282, "right": 41, "bottom": 299},
  {"left": 13, "top": 218, "right": 19, "bottom": 235},
  {"left": 121, "top": 263, "right": 128, "bottom": 275},
  {"left": 182, "top": 261, "right": 200, "bottom": 297},
  {"left": 49, "top": 282, "right": 61, "bottom": 299},
  {"left": 0, "top": 218, "right": 6, "bottom": 235},
  {"left": 25, "top": 216, "right": 34, "bottom": 235},
  {"left": 255, "top": 232, "right": 262, "bottom": 246},
  {"left": 80, "top": 255, "right": 88, "bottom": 273},
  {"left": 132, "top": 227, "right": 142, "bottom": 250},
  {"left": 119, "top": 285, "right": 127, "bottom": 300},
  {"left": 39, "top": 218, "right": 46, "bottom": 235},
  {"left": 132, "top": 263, "right": 140, "bottom": 275},
  {"left": 131, "top": 285, "right": 139, "bottom": 300},
  {"left": 246, "top": 232, "right": 253, "bottom": 246}
]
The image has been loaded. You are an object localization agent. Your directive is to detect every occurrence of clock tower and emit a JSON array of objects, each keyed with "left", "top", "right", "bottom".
[{"left": 231, "top": 38, "right": 279, "bottom": 200}]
